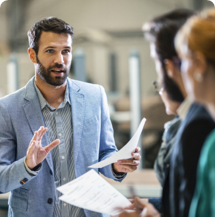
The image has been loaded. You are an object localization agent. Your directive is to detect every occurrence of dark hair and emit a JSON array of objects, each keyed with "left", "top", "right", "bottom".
[
  {"left": 143, "top": 9, "right": 195, "bottom": 103},
  {"left": 150, "top": 9, "right": 195, "bottom": 25},
  {"left": 27, "top": 17, "right": 74, "bottom": 54}
]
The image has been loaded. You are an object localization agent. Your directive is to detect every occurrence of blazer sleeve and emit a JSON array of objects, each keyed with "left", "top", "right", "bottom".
[
  {"left": 0, "top": 101, "right": 36, "bottom": 193},
  {"left": 177, "top": 118, "right": 215, "bottom": 217},
  {"left": 97, "top": 85, "right": 126, "bottom": 182}
]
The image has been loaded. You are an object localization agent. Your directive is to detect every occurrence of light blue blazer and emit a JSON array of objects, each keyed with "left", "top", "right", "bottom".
[{"left": 0, "top": 77, "right": 123, "bottom": 217}]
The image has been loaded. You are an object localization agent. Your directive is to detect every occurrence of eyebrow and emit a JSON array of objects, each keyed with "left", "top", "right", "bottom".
[{"left": 44, "top": 46, "right": 71, "bottom": 50}]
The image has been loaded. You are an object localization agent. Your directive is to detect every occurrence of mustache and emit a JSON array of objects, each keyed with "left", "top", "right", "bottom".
[
  {"left": 36, "top": 56, "right": 67, "bottom": 72},
  {"left": 51, "top": 63, "right": 65, "bottom": 68},
  {"left": 49, "top": 63, "right": 67, "bottom": 71}
]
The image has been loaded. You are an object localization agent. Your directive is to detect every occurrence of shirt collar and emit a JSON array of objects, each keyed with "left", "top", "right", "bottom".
[
  {"left": 34, "top": 79, "right": 71, "bottom": 111},
  {"left": 177, "top": 97, "right": 192, "bottom": 120}
]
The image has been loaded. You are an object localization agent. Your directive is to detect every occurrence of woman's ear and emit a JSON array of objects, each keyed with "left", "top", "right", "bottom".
[
  {"left": 194, "top": 52, "right": 207, "bottom": 77},
  {"left": 28, "top": 48, "right": 37, "bottom": 64},
  {"left": 164, "top": 59, "right": 175, "bottom": 78}
]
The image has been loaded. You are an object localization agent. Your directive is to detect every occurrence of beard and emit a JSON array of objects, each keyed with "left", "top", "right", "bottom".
[{"left": 36, "top": 56, "right": 71, "bottom": 86}]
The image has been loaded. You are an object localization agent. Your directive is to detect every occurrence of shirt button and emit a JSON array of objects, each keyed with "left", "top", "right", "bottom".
[
  {"left": 56, "top": 112, "right": 58, "bottom": 115},
  {"left": 59, "top": 133, "right": 62, "bottom": 137},
  {"left": 47, "top": 198, "right": 53, "bottom": 204},
  {"left": 63, "top": 178, "right": 66, "bottom": 181},
  {"left": 64, "top": 203, "right": 67, "bottom": 207},
  {"left": 62, "top": 156, "right": 65, "bottom": 159}
]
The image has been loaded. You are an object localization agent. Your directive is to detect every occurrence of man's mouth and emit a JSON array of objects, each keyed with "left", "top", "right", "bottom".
[{"left": 50, "top": 68, "right": 65, "bottom": 74}]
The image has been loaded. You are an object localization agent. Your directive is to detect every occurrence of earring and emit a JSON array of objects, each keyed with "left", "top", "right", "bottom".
[{"left": 194, "top": 71, "right": 203, "bottom": 82}]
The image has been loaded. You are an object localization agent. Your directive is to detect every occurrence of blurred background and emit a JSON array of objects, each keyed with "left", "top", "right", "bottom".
[{"left": 0, "top": 0, "right": 213, "bottom": 215}]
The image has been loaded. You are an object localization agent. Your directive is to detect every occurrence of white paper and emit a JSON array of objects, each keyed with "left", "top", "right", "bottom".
[
  {"left": 57, "top": 169, "right": 131, "bottom": 216},
  {"left": 89, "top": 118, "right": 146, "bottom": 168}
]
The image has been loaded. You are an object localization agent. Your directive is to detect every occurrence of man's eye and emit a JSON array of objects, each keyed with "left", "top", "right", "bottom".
[
  {"left": 46, "top": 49, "right": 54, "bottom": 53},
  {"left": 62, "top": 49, "right": 70, "bottom": 54}
]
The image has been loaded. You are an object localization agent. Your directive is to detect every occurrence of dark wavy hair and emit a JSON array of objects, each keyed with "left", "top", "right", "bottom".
[
  {"left": 27, "top": 17, "right": 74, "bottom": 54},
  {"left": 143, "top": 9, "right": 195, "bottom": 103}
]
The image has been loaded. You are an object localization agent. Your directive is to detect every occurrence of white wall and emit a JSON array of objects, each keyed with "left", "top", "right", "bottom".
[
  {"left": 25, "top": 0, "right": 178, "bottom": 32},
  {"left": 0, "top": 0, "right": 196, "bottom": 97}
]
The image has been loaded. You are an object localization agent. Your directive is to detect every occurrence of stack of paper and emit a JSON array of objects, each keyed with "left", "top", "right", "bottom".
[{"left": 57, "top": 169, "right": 131, "bottom": 216}]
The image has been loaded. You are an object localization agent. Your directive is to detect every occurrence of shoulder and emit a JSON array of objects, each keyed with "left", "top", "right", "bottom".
[
  {"left": 0, "top": 77, "right": 36, "bottom": 107},
  {"left": 173, "top": 104, "right": 215, "bottom": 151},
  {"left": 0, "top": 86, "right": 26, "bottom": 108},
  {"left": 187, "top": 103, "right": 211, "bottom": 121},
  {"left": 180, "top": 103, "right": 215, "bottom": 132},
  {"left": 68, "top": 78, "right": 105, "bottom": 97}
]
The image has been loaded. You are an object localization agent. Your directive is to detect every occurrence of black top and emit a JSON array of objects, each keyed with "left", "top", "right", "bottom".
[{"left": 162, "top": 103, "right": 215, "bottom": 217}]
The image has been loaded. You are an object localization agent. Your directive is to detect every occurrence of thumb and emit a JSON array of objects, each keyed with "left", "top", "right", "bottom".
[
  {"left": 44, "top": 139, "right": 60, "bottom": 153},
  {"left": 124, "top": 203, "right": 135, "bottom": 210},
  {"left": 124, "top": 198, "right": 135, "bottom": 209},
  {"left": 134, "top": 197, "right": 146, "bottom": 209}
]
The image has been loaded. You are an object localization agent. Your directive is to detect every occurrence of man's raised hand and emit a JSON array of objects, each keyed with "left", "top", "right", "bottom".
[{"left": 25, "top": 126, "right": 60, "bottom": 169}]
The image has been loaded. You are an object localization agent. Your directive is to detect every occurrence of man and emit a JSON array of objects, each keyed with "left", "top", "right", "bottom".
[
  {"left": 120, "top": 9, "right": 215, "bottom": 217},
  {"left": 0, "top": 17, "right": 140, "bottom": 217}
]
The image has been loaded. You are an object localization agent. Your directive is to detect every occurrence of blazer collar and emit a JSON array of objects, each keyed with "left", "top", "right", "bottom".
[
  {"left": 24, "top": 77, "right": 81, "bottom": 101},
  {"left": 67, "top": 79, "right": 86, "bottom": 164},
  {"left": 23, "top": 77, "right": 54, "bottom": 171}
]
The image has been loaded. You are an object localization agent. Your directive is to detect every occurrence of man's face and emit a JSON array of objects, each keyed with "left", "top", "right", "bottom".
[
  {"left": 35, "top": 31, "right": 72, "bottom": 86},
  {"left": 150, "top": 43, "right": 163, "bottom": 85}
]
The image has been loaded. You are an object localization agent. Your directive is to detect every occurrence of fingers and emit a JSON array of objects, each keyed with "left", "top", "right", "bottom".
[
  {"left": 115, "top": 165, "right": 138, "bottom": 173},
  {"left": 140, "top": 198, "right": 149, "bottom": 204},
  {"left": 26, "top": 127, "right": 54, "bottom": 169},
  {"left": 113, "top": 161, "right": 138, "bottom": 172},
  {"left": 117, "top": 151, "right": 141, "bottom": 166},
  {"left": 131, "top": 153, "right": 141, "bottom": 160},
  {"left": 124, "top": 165, "right": 138, "bottom": 172},
  {"left": 44, "top": 139, "right": 60, "bottom": 153},
  {"left": 134, "top": 197, "right": 147, "bottom": 209},
  {"left": 125, "top": 203, "right": 135, "bottom": 210},
  {"left": 125, "top": 198, "right": 148, "bottom": 210},
  {"left": 135, "top": 147, "right": 141, "bottom": 153},
  {"left": 36, "top": 127, "right": 47, "bottom": 141},
  {"left": 31, "top": 126, "right": 47, "bottom": 143},
  {"left": 117, "top": 159, "right": 140, "bottom": 166},
  {"left": 31, "top": 127, "right": 47, "bottom": 149},
  {"left": 129, "top": 198, "right": 134, "bottom": 203},
  {"left": 119, "top": 211, "right": 130, "bottom": 217},
  {"left": 36, "top": 128, "right": 41, "bottom": 141},
  {"left": 27, "top": 140, "right": 36, "bottom": 156},
  {"left": 119, "top": 210, "right": 139, "bottom": 217},
  {"left": 26, "top": 141, "right": 37, "bottom": 169},
  {"left": 30, "top": 131, "right": 38, "bottom": 143},
  {"left": 28, "top": 131, "right": 39, "bottom": 154}
]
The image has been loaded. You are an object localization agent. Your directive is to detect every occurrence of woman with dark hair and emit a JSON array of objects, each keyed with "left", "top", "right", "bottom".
[{"left": 119, "top": 9, "right": 195, "bottom": 217}]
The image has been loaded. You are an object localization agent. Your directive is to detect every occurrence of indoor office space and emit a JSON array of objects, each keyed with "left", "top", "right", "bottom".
[{"left": 0, "top": 0, "right": 214, "bottom": 216}]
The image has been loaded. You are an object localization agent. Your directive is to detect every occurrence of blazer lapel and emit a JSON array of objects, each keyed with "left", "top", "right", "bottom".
[
  {"left": 22, "top": 77, "right": 53, "bottom": 171},
  {"left": 68, "top": 80, "right": 85, "bottom": 165}
]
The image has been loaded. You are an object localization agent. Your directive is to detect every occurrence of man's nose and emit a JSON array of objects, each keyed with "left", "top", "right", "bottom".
[{"left": 54, "top": 53, "right": 64, "bottom": 65}]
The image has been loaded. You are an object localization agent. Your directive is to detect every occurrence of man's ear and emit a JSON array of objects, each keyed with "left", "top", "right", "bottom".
[
  {"left": 164, "top": 59, "right": 175, "bottom": 78},
  {"left": 28, "top": 48, "right": 37, "bottom": 64}
]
